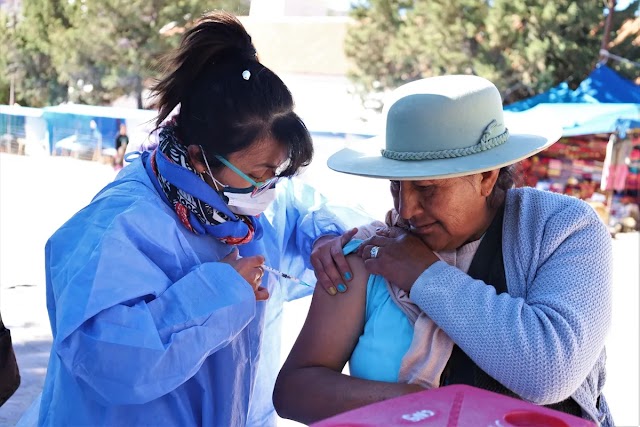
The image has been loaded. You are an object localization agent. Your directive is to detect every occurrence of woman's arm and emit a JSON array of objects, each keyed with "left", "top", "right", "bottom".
[
  {"left": 273, "top": 254, "right": 422, "bottom": 425},
  {"left": 409, "top": 201, "right": 612, "bottom": 404}
]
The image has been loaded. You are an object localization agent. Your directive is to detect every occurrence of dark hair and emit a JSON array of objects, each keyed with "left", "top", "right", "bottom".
[
  {"left": 150, "top": 11, "right": 313, "bottom": 177},
  {"left": 487, "top": 164, "right": 519, "bottom": 209}
]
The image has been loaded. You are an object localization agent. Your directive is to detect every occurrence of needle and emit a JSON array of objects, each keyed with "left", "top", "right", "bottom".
[
  {"left": 261, "top": 264, "right": 313, "bottom": 287},
  {"left": 235, "top": 252, "right": 313, "bottom": 288}
]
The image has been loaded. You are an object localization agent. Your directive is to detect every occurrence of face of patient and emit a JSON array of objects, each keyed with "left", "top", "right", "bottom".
[{"left": 390, "top": 172, "right": 496, "bottom": 252}]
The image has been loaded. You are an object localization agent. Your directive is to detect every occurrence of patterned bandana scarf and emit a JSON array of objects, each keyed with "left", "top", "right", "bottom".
[{"left": 147, "top": 121, "right": 259, "bottom": 245}]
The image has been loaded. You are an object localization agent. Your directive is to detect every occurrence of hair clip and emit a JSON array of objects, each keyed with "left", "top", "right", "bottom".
[{"left": 242, "top": 70, "right": 251, "bottom": 81}]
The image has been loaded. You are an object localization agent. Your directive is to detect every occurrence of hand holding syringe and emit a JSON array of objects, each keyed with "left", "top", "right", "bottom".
[{"left": 234, "top": 251, "right": 312, "bottom": 288}]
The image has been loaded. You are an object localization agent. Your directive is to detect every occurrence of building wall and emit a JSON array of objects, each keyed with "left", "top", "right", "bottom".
[
  {"left": 249, "top": 0, "right": 331, "bottom": 17},
  {"left": 238, "top": 16, "right": 352, "bottom": 76},
  {"left": 237, "top": 15, "right": 377, "bottom": 133}
]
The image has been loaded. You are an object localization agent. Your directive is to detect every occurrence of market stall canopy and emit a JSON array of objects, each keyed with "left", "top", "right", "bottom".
[
  {"left": 42, "top": 104, "right": 156, "bottom": 154},
  {"left": 0, "top": 105, "right": 49, "bottom": 154},
  {"left": 0, "top": 105, "right": 44, "bottom": 118},
  {"left": 577, "top": 64, "right": 640, "bottom": 104},
  {"left": 505, "top": 64, "right": 640, "bottom": 112},
  {"left": 505, "top": 103, "right": 640, "bottom": 137},
  {"left": 504, "top": 82, "right": 595, "bottom": 112}
]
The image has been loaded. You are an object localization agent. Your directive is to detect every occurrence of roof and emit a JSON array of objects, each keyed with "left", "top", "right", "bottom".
[
  {"left": 42, "top": 104, "right": 157, "bottom": 121},
  {"left": 0, "top": 105, "right": 44, "bottom": 118}
]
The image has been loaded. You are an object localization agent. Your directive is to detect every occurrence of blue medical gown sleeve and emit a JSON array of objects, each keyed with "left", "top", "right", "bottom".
[
  {"left": 285, "top": 178, "right": 373, "bottom": 268},
  {"left": 47, "top": 199, "right": 256, "bottom": 406},
  {"left": 266, "top": 178, "right": 374, "bottom": 301}
]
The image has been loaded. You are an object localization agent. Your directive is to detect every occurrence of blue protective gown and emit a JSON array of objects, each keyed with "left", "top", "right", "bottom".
[{"left": 38, "top": 158, "right": 371, "bottom": 426}]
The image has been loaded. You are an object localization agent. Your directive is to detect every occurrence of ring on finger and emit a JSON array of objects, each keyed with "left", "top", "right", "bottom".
[{"left": 370, "top": 246, "right": 380, "bottom": 258}]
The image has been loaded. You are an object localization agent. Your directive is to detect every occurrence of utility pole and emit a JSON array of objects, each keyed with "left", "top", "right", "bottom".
[
  {"left": 9, "top": 75, "right": 15, "bottom": 106},
  {"left": 599, "top": 0, "right": 617, "bottom": 63}
]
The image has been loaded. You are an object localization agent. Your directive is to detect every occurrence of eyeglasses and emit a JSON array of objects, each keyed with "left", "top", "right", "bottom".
[{"left": 214, "top": 155, "right": 280, "bottom": 197}]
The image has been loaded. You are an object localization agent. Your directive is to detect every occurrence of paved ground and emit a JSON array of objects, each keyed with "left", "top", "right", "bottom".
[{"left": 0, "top": 151, "right": 638, "bottom": 426}]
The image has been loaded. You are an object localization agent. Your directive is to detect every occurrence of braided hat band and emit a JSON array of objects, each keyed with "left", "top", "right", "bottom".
[{"left": 381, "top": 120, "right": 510, "bottom": 161}]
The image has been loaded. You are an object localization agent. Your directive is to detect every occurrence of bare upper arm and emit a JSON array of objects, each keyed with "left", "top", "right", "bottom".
[{"left": 281, "top": 253, "right": 369, "bottom": 373}]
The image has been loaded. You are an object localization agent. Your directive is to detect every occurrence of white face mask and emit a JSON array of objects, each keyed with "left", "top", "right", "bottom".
[
  {"left": 222, "top": 187, "right": 277, "bottom": 216},
  {"left": 200, "top": 147, "right": 278, "bottom": 217}
]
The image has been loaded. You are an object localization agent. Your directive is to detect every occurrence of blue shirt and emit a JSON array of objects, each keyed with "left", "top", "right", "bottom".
[{"left": 342, "top": 240, "right": 413, "bottom": 383}]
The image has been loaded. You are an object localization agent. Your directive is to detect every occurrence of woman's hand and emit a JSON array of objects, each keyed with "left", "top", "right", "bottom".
[
  {"left": 357, "top": 227, "right": 439, "bottom": 293},
  {"left": 221, "top": 248, "right": 269, "bottom": 301},
  {"left": 310, "top": 228, "right": 358, "bottom": 295}
]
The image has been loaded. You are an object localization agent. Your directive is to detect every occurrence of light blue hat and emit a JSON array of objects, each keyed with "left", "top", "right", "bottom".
[{"left": 328, "top": 75, "right": 561, "bottom": 180}]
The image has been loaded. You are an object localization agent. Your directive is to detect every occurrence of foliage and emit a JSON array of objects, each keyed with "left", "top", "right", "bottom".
[
  {"left": 0, "top": 11, "right": 11, "bottom": 103},
  {"left": 345, "top": 0, "right": 639, "bottom": 107},
  {"left": 605, "top": 0, "right": 640, "bottom": 82},
  {"left": 4, "top": 0, "right": 69, "bottom": 106},
  {"left": 3, "top": 0, "right": 249, "bottom": 107}
]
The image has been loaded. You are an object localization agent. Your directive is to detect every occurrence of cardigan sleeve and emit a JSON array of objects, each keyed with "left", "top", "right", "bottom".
[{"left": 409, "top": 193, "right": 613, "bottom": 405}]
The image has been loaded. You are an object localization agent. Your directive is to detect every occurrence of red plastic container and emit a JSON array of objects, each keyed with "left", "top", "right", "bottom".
[{"left": 310, "top": 384, "right": 595, "bottom": 427}]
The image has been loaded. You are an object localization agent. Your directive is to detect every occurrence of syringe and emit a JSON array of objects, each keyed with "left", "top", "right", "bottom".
[{"left": 261, "top": 264, "right": 312, "bottom": 287}]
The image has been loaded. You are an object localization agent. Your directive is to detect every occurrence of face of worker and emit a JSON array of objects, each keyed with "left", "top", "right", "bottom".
[
  {"left": 188, "top": 137, "right": 288, "bottom": 190},
  {"left": 390, "top": 171, "right": 499, "bottom": 252}
]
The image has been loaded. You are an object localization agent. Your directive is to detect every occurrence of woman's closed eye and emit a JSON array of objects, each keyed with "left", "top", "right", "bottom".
[{"left": 416, "top": 184, "right": 434, "bottom": 193}]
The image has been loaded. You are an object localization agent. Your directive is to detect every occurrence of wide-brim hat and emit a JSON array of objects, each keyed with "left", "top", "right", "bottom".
[{"left": 328, "top": 75, "right": 562, "bottom": 180}]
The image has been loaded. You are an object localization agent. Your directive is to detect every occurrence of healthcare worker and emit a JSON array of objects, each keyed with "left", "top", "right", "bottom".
[{"left": 38, "top": 11, "right": 369, "bottom": 426}]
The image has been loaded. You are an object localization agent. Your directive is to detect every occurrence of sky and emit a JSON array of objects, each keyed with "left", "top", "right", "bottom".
[{"left": 328, "top": 0, "right": 639, "bottom": 13}]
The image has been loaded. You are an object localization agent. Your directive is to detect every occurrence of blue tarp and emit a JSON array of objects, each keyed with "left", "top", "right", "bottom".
[
  {"left": 504, "top": 65, "right": 640, "bottom": 136},
  {"left": 505, "top": 64, "right": 640, "bottom": 112},
  {"left": 42, "top": 104, "right": 156, "bottom": 154},
  {"left": 0, "top": 105, "right": 49, "bottom": 152},
  {"left": 0, "top": 105, "right": 44, "bottom": 138},
  {"left": 577, "top": 64, "right": 640, "bottom": 104},
  {"left": 504, "top": 82, "right": 596, "bottom": 112}
]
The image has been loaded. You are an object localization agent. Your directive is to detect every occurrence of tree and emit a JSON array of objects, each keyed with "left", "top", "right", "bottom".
[
  {"left": 604, "top": 0, "right": 640, "bottom": 81},
  {"left": 8, "top": 0, "right": 69, "bottom": 106},
  {"left": 483, "top": 0, "right": 605, "bottom": 103},
  {"left": 0, "top": 11, "right": 12, "bottom": 104},
  {"left": 345, "top": 0, "right": 636, "bottom": 107},
  {"left": 7, "top": 0, "right": 250, "bottom": 107},
  {"left": 54, "top": 0, "right": 250, "bottom": 107}
]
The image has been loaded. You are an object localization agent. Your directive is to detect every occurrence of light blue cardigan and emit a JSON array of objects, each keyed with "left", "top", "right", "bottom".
[{"left": 409, "top": 187, "right": 613, "bottom": 425}]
